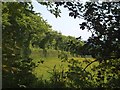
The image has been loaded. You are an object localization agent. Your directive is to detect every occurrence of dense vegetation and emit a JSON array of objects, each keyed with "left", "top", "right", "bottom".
[
  {"left": 40, "top": 1, "right": 120, "bottom": 88},
  {"left": 2, "top": 1, "right": 120, "bottom": 89},
  {"left": 2, "top": 2, "right": 84, "bottom": 88}
]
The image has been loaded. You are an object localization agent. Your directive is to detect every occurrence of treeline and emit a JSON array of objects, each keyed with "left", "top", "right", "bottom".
[{"left": 31, "top": 30, "right": 84, "bottom": 56}]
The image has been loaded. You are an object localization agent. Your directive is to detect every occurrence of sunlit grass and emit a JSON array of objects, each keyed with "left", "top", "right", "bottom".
[
  {"left": 32, "top": 57, "right": 69, "bottom": 80},
  {"left": 30, "top": 48, "right": 99, "bottom": 80}
]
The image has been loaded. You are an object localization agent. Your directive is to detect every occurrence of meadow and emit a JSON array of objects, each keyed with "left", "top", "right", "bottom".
[{"left": 30, "top": 48, "right": 99, "bottom": 80}]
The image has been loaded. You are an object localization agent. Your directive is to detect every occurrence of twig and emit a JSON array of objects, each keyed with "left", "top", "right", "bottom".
[{"left": 83, "top": 59, "right": 98, "bottom": 71}]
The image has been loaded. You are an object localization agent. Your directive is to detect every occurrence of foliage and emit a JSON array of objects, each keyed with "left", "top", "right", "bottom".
[
  {"left": 39, "top": 1, "right": 120, "bottom": 59},
  {"left": 2, "top": 1, "right": 120, "bottom": 88},
  {"left": 38, "top": 1, "right": 120, "bottom": 88},
  {"left": 37, "top": 57, "right": 120, "bottom": 88},
  {"left": 36, "top": 58, "right": 96, "bottom": 88},
  {"left": 32, "top": 28, "right": 84, "bottom": 56},
  {"left": 2, "top": 2, "right": 83, "bottom": 88},
  {"left": 52, "top": 2, "right": 120, "bottom": 60},
  {"left": 79, "top": 2, "right": 120, "bottom": 60},
  {"left": 2, "top": 2, "right": 47, "bottom": 88}
]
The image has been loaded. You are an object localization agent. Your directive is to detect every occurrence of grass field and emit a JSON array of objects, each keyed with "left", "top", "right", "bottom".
[{"left": 30, "top": 48, "right": 99, "bottom": 80}]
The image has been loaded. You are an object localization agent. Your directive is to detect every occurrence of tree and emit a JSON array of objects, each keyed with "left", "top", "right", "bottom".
[{"left": 2, "top": 2, "right": 49, "bottom": 87}]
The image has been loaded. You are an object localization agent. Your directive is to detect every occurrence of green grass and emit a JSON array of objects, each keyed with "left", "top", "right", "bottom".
[
  {"left": 30, "top": 48, "right": 69, "bottom": 80},
  {"left": 33, "top": 57, "right": 69, "bottom": 80},
  {"left": 30, "top": 48, "right": 99, "bottom": 80}
]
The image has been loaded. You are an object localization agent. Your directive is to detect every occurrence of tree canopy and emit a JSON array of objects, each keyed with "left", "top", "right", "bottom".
[
  {"left": 39, "top": 1, "right": 120, "bottom": 60},
  {"left": 2, "top": 1, "right": 120, "bottom": 88}
]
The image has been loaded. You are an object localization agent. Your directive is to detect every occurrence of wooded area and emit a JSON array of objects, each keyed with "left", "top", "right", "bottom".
[{"left": 2, "top": 1, "right": 120, "bottom": 89}]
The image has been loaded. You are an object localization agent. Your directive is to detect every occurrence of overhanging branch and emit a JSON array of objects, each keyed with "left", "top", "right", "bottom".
[{"left": 83, "top": 59, "right": 98, "bottom": 71}]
